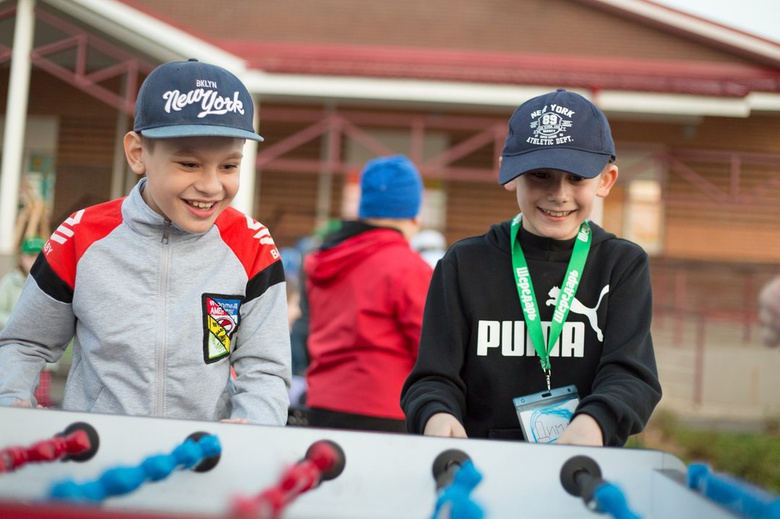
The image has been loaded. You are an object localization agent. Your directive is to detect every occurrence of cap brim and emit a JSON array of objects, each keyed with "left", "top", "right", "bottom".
[
  {"left": 141, "top": 125, "right": 264, "bottom": 142},
  {"left": 499, "top": 148, "right": 611, "bottom": 184}
]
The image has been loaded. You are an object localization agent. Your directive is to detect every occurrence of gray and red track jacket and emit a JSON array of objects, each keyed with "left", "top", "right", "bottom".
[{"left": 0, "top": 179, "right": 291, "bottom": 424}]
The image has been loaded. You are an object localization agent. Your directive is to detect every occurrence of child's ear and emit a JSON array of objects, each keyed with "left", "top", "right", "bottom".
[
  {"left": 596, "top": 164, "right": 619, "bottom": 198},
  {"left": 123, "top": 131, "right": 146, "bottom": 175},
  {"left": 499, "top": 155, "right": 516, "bottom": 192}
]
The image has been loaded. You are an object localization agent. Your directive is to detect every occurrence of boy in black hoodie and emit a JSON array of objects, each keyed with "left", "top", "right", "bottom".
[{"left": 401, "top": 89, "right": 661, "bottom": 446}]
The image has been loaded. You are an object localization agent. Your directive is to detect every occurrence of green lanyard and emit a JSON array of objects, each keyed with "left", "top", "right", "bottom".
[{"left": 510, "top": 214, "right": 592, "bottom": 390}]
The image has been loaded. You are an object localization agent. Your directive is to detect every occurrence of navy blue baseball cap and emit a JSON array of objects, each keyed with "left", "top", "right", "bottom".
[
  {"left": 133, "top": 59, "right": 263, "bottom": 142},
  {"left": 499, "top": 89, "right": 615, "bottom": 184}
]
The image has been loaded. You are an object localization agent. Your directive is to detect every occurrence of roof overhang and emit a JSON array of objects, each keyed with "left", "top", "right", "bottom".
[
  {"left": 244, "top": 71, "right": 780, "bottom": 118},
  {"left": 14, "top": 0, "right": 780, "bottom": 118},
  {"left": 225, "top": 41, "right": 780, "bottom": 97},
  {"left": 576, "top": 0, "right": 780, "bottom": 67},
  {"left": 40, "top": 0, "right": 247, "bottom": 70}
]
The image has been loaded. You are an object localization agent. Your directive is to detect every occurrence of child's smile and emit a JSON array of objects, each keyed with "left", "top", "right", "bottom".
[
  {"left": 505, "top": 168, "right": 617, "bottom": 240},
  {"left": 126, "top": 134, "right": 245, "bottom": 234}
]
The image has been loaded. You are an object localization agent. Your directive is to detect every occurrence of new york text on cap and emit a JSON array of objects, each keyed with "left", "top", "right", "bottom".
[{"left": 134, "top": 59, "right": 263, "bottom": 142}]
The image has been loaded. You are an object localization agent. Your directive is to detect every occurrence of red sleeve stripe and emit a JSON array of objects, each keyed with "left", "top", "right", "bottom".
[
  {"left": 49, "top": 210, "right": 85, "bottom": 244},
  {"left": 216, "top": 209, "right": 281, "bottom": 280},
  {"left": 244, "top": 215, "right": 276, "bottom": 245},
  {"left": 43, "top": 200, "right": 124, "bottom": 290}
]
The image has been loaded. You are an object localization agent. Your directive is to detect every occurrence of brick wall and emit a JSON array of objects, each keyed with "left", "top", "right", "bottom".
[{"left": 122, "top": 0, "right": 753, "bottom": 63}]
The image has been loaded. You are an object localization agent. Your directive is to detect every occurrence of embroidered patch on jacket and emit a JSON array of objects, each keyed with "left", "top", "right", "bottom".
[{"left": 202, "top": 294, "right": 244, "bottom": 364}]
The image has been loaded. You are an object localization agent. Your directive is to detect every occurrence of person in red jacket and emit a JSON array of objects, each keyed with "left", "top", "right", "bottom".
[{"left": 304, "top": 155, "right": 434, "bottom": 432}]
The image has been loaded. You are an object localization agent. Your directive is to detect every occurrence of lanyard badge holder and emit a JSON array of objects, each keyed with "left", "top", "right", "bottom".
[
  {"left": 513, "top": 385, "right": 579, "bottom": 443},
  {"left": 510, "top": 214, "right": 591, "bottom": 443}
]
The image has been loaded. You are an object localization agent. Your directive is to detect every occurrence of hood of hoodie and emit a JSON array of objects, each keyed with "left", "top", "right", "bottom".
[{"left": 305, "top": 220, "right": 408, "bottom": 285}]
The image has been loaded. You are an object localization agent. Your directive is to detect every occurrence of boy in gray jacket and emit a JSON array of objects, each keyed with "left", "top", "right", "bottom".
[{"left": 0, "top": 60, "right": 291, "bottom": 424}]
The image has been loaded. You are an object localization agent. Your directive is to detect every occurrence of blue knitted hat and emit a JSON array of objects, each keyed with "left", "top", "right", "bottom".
[{"left": 358, "top": 155, "right": 423, "bottom": 219}]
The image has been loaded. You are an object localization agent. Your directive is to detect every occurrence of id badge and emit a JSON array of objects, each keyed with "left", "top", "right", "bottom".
[{"left": 513, "top": 385, "right": 579, "bottom": 444}]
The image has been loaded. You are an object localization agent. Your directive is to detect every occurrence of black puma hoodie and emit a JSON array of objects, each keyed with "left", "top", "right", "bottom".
[{"left": 401, "top": 219, "right": 661, "bottom": 446}]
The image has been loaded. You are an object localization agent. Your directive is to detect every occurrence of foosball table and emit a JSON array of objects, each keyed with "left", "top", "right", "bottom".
[{"left": 1, "top": 407, "right": 775, "bottom": 518}]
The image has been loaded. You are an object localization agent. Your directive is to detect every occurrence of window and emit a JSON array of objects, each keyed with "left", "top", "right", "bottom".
[{"left": 604, "top": 148, "right": 664, "bottom": 255}]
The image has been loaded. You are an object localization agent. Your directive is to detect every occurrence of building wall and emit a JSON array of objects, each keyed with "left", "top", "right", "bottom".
[
  {"left": 249, "top": 106, "right": 780, "bottom": 263},
  {"left": 123, "top": 0, "right": 755, "bottom": 64},
  {"left": 0, "top": 69, "right": 118, "bottom": 233},
  {"left": 4, "top": 69, "right": 779, "bottom": 263},
  {"left": 612, "top": 114, "right": 780, "bottom": 261}
]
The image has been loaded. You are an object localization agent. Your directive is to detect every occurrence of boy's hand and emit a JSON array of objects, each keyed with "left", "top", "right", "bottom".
[
  {"left": 423, "top": 412, "right": 468, "bottom": 438},
  {"left": 220, "top": 418, "right": 251, "bottom": 424},
  {"left": 759, "top": 276, "right": 780, "bottom": 347},
  {"left": 555, "top": 414, "right": 604, "bottom": 446},
  {"left": 10, "top": 400, "right": 44, "bottom": 409}
]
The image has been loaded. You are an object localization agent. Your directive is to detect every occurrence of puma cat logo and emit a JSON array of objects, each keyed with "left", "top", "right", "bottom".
[{"left": 546, "top": 285, "right": 609, "bottom": 341}]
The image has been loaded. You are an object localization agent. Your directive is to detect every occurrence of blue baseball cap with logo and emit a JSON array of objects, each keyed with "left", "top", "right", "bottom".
[
  {"left": 499, "top": 89, "right": 615, "bottom": 184},
  {"left": 133, "top": 59, "right": 263, "bottom": 142}
]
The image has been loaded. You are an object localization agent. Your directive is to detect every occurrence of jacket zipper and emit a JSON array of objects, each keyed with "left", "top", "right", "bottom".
[
  {"left": 155, "top": 219, "right": 172, "bottom": 415},
  {"left": 161, "top": 220, "right": 170, "bottom": 244}
]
